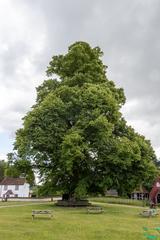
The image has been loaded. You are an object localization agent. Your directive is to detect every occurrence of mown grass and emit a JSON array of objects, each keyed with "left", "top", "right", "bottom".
[
  {"left": 0, "top": 201, "right": 44, "bottom": 206},
  {"left": 0, "top": 201, "right": 159, "bottom": 240}
]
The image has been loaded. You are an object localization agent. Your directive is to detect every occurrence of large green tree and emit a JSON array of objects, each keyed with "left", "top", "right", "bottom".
[{"left": 15, "top": 42, "right": 158, "bottom": 198}]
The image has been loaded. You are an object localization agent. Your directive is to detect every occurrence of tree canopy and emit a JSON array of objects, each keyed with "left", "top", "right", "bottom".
[
  {"left": 14, "top": 41, "right": 158, "bottom": 198},
  {"left": 5, "top": 153, "right": 35, "bottom": 186},
  {"left": 0, "top": 160, "right": 7, "bottom": 182}
]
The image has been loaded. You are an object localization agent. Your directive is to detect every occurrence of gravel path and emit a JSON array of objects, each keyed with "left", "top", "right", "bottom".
[{"left": 94, "top": 202, "right": 145, "bottom": 209}]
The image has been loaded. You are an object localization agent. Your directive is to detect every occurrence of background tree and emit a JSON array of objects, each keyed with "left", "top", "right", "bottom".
[
  {"left": 5, "top": 153, "right": 35, "bottom": 186},
  {"left": 15, "top": 41, "right": 158, "bottom": 199},
  {"left": 0, "top": 160, "right": 7, "bottom": 182}
]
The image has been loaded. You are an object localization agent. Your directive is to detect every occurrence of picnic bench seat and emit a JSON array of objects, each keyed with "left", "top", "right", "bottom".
[
  {"left": 87, "top": 206, "right": 104, "bottom": 214},
  {"left": 32, "top": 210, "right": 53, "bottom": 219}
]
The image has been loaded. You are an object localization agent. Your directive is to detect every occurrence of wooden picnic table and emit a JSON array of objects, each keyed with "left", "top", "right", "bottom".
[
  {"left": 87, "top": 206, "right": 104, "bottom": 214},
  {"left": 140, "top": 209, "right": 159, "bottom": 217},
  {"left": 32, "top": 210, "right": 53, "bottom": 219}
]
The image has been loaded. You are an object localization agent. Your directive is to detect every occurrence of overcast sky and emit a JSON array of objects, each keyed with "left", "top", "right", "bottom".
[{"left": 0, "top": 0, "right": 160, "bottom": 159}]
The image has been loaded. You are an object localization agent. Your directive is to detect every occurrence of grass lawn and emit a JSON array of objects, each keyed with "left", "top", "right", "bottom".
[
  {"left": 0, "top": 201, "right": 44, "bottom": 206},
  {"left": 0, "top": 201, "right": 159, "bottom": 240}
]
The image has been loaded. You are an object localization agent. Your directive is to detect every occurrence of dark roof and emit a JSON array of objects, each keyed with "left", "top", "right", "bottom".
[{"left": 0, "top": 177, "right": 26, "bottom": 185}]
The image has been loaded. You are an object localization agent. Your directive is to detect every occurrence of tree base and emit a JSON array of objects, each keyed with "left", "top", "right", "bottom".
[{"left": 55, "top": 199, "right": 91, "bottom": 207}]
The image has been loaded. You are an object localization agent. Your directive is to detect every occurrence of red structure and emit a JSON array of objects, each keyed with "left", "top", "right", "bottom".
[{"left": 149, "top": 177, "right": 160, "bottom": 207}]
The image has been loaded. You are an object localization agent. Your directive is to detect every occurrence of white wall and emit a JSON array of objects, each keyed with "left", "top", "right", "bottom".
[{"left": 0, "top": 183, "right": 30, "bottom": 198}]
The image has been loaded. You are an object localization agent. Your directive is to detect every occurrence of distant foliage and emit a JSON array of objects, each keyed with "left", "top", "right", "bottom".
[
  {"left": 0, "top": 160, "right": 7, "bottom": 181},
  {"left": 5, "top": 152, "right": 35, "bottom": 186}
]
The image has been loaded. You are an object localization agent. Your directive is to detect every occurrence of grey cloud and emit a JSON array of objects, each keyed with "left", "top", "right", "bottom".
[
  {"left": 1, "top": 42, "right": 29, "bottom": 81},
  {"left": 27, "top": 0, "right": 160, "bottom": 99},
  {"left": 122, "top": 97, "right": 160, "bottom": 124}
]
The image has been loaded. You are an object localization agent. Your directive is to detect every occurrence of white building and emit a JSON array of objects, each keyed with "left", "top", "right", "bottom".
[{"left": 0, "top": 177, "right": 30, "bottom": 198}]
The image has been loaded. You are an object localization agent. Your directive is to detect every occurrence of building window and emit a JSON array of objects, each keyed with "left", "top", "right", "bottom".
[
  {"left": 4, "top": 185, "right": 8, "bottom": 191},
  {"left": 15, "top": 185, "right": 19, "bottom": 191}
]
